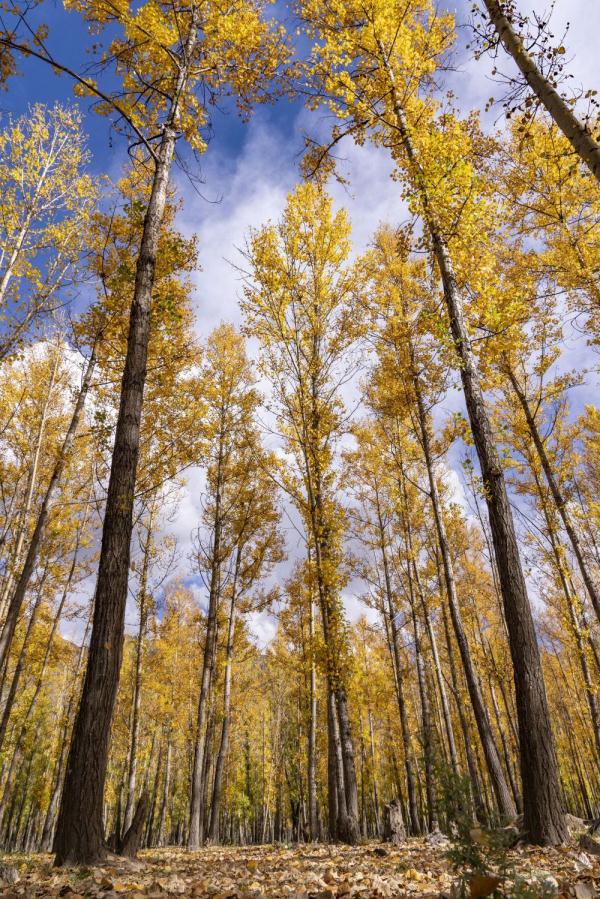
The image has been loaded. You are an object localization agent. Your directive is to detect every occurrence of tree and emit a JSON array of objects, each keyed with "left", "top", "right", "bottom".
[
  {"left": 475, "top": 0, "right": 600, "bottom": 181},
  {"left": 0, "top": 104, "right": 98, "bottom": 360},
  {"left": 189, "top": 323, "right": 282, "bottom": 847},
  {"left": 361, "top": 227, "right": 517, "bottom": 820},
  {"left": 243, "top": 182, "right": 363, "bottom": 843},
  {"left": 300, "top": 0, "right": 566, "bottom": 843}
]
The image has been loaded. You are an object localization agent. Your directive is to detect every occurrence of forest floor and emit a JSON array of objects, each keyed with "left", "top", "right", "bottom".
[{"left": 0, "top": 839, "right": 598, "bottom": 899}]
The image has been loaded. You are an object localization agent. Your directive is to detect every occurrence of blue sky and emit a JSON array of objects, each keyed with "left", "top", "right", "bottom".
[{"left": 4, "top": 0, "right": 598, "bottom": 640}]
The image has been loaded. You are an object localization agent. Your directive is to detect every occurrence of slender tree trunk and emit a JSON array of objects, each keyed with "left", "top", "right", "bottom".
[
  {"left": 189, "top": 421, "right": 226, "bottom": 848},
  {"left": 328, "top": 685, "right": 347, "bottom": 840},
  {"left": 506, "top": 363, "right": 600, "bottom": 625},
  {"left": 157, "top": 733, "right": 172, "bottom": 848},
  {"left": 0, "top": 338, "right": 98, "bottom": 673},
  {"left": 410, "top": 599, "right": 438, "bottom": 832},
  {"left": 535, "top": 478, "right": 600, "bottom": 759},
  {"left": 327, "top": 689, "right": 339, "bottom": 841},
  {"left": 419, "top": 592, "right": 460, "bottom": 778},
  {"left": 207, "top": 579, "right": 237, "bottom": 843},
  {"left": 368, "top": 710, "right": 381, "bottom": 835},
  {"left": 379, "top": 527, "right": 420, "bottom": 834},
  {"left": 376, "top": 41, "right": 565, "bottom": 843},
  {"left": 481, "top": 0, "right": 600, "bottom": 181},
  {"left": 440, "top": 600, "right": 485, "bottom": 823},
  {"left": 0, "top": 496, "right": 90, "bottom": 752},
  {"left": 408, "top": 366, "right": 516, "bottom": 819},
  {"left": 123, "top": 507, "right": 154, "bottom": 833},
  {"left": 307, "top": 579, "right": 318, "bottom": 841},
  {"left": 53, "top": 20, "right": 199, "bottom": 859},
  {"left": 0, "top": 345, "right": 59, "bottom": 623},
  {"left": 0, "top": 576, "right": 45, "bottom": 760}
]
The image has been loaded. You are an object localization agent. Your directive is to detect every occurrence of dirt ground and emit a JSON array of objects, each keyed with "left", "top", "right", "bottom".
[{"left": 0, "top": 840, "right": 598, "bottom": 898}]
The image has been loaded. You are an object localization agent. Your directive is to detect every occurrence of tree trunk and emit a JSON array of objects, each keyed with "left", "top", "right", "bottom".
[
  {"left": 368, "top": 710, "right": 381, "bottom": 836},
  {"left": 409, "top": 363, "right": 517, "bottom": 819},
  {"left": 409, "top": 590, "right": 438, "bottom": 832},
  {"left": 307, "top": 583, "right": 318, "bottom": 841},
  {"left": 119, "top": 791, "right": 149, "bottom": 858},
  {"left": 0, "top": 496, "right": 90, "bottom": 753},
  {"left": 533, "top": 471, "right": 600, "bottom": 759},
  {"left": 506, "top": 363, "right": 600, "bottom": 626},
  {"left": 0, "top": 338, "right": 98, "bottom": 674},
  {"left": 419, "top": 592, "right": 460, "bottom": 778},
  {"left": 53, "top": 36, "right": 197, "bottom": 858},
  {"left": 189, "top": 416, "right": 226, "bottom": 849},
  {"left": 379, "top": 520, "right": 420, "bottom": 834},
  {"left": 157, "top": 733, "right": 172, "bottom": 847},
  {"left": 123, "top": 508, "right": 154, "bottom": 834},
  {"left": 0, "top": 345, "right": 59, "bottom": 623},
  {"left": 482, "top": 0, "right": 600, "bottom": 181},
  {"left": 335, "top": 685, "right": 361, "bottom": 842},
  {"left": 440, "top": 600, "right": 485, "bottom": 823},
  {"left": 377, "top": 43, "right": 566, "bottom": 844},
  {"left": 207, "top": 582, "right": 237, "bottom": 843},
  {"left": 383, "top": 798, "right": 406, "bottom": 844}
]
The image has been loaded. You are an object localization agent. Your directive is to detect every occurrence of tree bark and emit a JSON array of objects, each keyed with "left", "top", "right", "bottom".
[
  {"left": 410, "top": 598, "right": 438, "bottom": 832},
  {"left": 378, "top": 518, "right": 420, "bottom": 834},
  {"left": 408, "top": 362, "right": 517, "bottom": 819},
  {"left": 376, "top": 41, "right": 566, "bottom": 844},
  {"left": 123, "top": 507, "right": 154, "bottom": 834},
  {"left": 505, "top": 363, "right": 600, "bottom": 626},
  {"left": 207, "top": 579, "right": 237, "bottom": 843},
  {"left": 481, "top": 0, "right": 600, "bottom": 182},
  {"left": 156, "top": 732, "right": 172, "bottom": 847},
  {"left": 189, "top": 457, "right": 223, "bottom": 848},
  {"left": 53, "top": 20, "right": 198, "bottom": 857},
  {"left": 307, "top": 580, "right": 318, "bottom": 841}
]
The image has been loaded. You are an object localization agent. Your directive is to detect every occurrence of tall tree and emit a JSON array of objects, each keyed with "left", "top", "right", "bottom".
[
  {"left": 475, "top": 0, "right": 600, "bottom": 181},
  {"left": 243, "top": 182, "right": 363, "bottom": 843},
  {"left": 300, "top": 0, "right": 566, "bottom": 843}
]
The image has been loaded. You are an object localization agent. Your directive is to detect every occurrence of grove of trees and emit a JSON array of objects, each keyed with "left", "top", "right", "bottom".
[{"left": 0, "top": 0, "right": 598, "bottom": 867}]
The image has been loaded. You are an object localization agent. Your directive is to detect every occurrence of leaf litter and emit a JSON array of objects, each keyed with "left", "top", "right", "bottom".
[{"left": 0, "top": 840, "right": 599, "bottom": 899}]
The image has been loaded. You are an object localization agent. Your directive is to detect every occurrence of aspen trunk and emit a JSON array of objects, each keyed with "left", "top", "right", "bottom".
[
  {"left": 0, "top": 346, "right": 60, "bottom": 623},
  {"left": 123, "top": 510, "right": 154, "bottom": 834},
  {"left": 156, "top": 733, "right": 172, "bottom": 847},
  {"left": 410, "top": 600, "right": 438, "bottom": 832},
  {"left": 43, "top": 610, "right": 93, "bottom": 853},
  {"left": 379, "top": 525, "right": 420, "bottom": 834},
  {"left": 409, "top": 363, "right": 516, "bottom": 819},
  {"left": 534, "top": 475, "right": 600, "bottom": 759},
  {"left": 328, "top": 685, "right": 347, "bottom": 840},
  {"left": 307, "top": 586, "right": 318, "bottom": 840},
  {"left": 189, "top": 434, "right": 224, "bottom": 848},
  {"left": 419, "top": 588, "right": 460, "bottom": 778},
  {"left": 440, "top": 600, "right": 485, "bottom": 823},
  {"left": 506, "top": 363, "right": 600, "bottom": 625},
  {"left": 0, "top": 339, "right": 97, "bottom": 674},
  {"left": 53, "top": 20, "right": 198, "bottom": 856},
  {"left": 0, "top": 573, "right": 46, "bottom": 763},
  {"left": 207, "top": 583, "right": 237, "bottom": 843},
  {"left": 377, "top": 44, "right": 566, "bottom": 843},
  {"left": 368, "top": 710, "right": 382, "bottom": 836},
  {"left": 2, "top": 496, "right": 91, "bottom": 754},
  {"left": 481, "top": 0, "right": 600, "bottom": 181}
]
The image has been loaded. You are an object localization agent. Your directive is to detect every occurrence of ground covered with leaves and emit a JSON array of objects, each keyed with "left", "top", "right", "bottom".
[{"left": 0, "top": 840, "right": 599, "bottom": 899}]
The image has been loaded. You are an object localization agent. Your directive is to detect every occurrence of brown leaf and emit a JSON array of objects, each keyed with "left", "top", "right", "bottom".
[{"left": 468, "top": 873, "right": 502, "bottom": 899}]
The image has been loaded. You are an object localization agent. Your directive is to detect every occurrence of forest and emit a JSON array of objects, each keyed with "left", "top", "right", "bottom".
[{"left": 0, "top": 0, "right": 599, "bottom": 895}]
